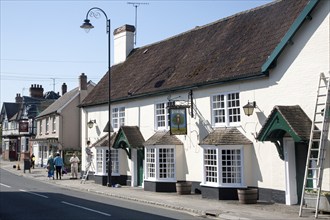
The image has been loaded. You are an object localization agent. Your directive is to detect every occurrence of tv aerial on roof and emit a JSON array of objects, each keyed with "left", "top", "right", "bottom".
[{"left": 127, "top": 2, "right": 149, "bottom": 45}]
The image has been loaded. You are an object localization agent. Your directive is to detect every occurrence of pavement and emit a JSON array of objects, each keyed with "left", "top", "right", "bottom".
[{"left": 1, "top": 158, "right": 329, "bottom": 220}]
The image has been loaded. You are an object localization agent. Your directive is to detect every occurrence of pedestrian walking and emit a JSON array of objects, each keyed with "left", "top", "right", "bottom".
[
  {"left": 47, "top": 154, "right": 55, "bottom": 180},
  {"left": 53, "top": 152, "right": 64, "bottom": 180},
  {"left": 30, "top": 154, "right": 35, "bottom": 169},
  {"left": 69, "top": 153, "right": 80, "bottom": 179}
]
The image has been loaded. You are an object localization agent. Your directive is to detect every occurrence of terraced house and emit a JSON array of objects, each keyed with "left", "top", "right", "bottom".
[{"left": 79, "top": 0, "right": 330, "bottom": 208}]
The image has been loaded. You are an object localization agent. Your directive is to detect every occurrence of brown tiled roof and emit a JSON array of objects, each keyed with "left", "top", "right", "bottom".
[
  {"left": 91, "top": 132, "right": 117, "bottom": 147},
  {"left": 81, "top": 0, "right": 310, "bottom": 107},
  {"left": 200, "top": 127, "right": 252, "bottom": 145},
  {"left": 257, "top": 105, "right": 313, "bottom": 141},
  {"left": 144, "top": 131, "right": 183, "bottom": 146},
  {"left": 114, "top": 126, "right": 145, "bottom": 149}
]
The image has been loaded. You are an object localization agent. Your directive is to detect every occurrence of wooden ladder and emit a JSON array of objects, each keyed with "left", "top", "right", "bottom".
[{"left": 299, "top": 72, "right": 330, "bottom": 218}]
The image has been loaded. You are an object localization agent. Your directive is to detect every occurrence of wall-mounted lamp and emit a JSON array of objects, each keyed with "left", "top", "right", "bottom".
[
  {"left": 243, "top": 101, "right": 256, "bottom": 116},
  {"left": 87, "top": 120, "right": 96, "bottom": 129}
]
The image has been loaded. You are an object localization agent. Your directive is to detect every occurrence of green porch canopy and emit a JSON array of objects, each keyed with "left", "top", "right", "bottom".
[
  {"left": 113, "top": 126, "right": 145, "bottom": 159},
  {"left": 256, "top": 105, "right": 314, "bottom": 159}
]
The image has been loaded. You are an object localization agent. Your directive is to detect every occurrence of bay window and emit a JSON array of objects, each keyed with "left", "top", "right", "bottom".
[
  {"left": 145, "top": 146, "right": 176, "bottom": 181},
  {"left": 202, "top": 146, "right": 244, "bottom": 187},
  {"left": 95, "top": 147, "right": 119, "bottom": 175}
]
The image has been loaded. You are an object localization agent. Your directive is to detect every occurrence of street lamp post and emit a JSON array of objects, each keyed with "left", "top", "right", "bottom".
[{"left": 80, "top": 7, "right": 112, "bottom": 187}]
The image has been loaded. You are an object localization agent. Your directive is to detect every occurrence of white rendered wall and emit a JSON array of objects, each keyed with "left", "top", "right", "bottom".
[{"left": 81, "top": 0, "right": 329, "bottom": 192}]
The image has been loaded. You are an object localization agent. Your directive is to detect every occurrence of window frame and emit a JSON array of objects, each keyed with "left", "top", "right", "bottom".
[
  {"left": 201, "top": 145, "right": 244, "bottom": 187},
  {"left": 52, "top": 115, "right": 56, "bottom": 133},
  {"left": 145, "top": 145, "right": 176, "bottom": 182},
  {"left": 112, "top": 107, "right": 125, "bottom": 130},
  {"left": 95, "top": 147, "right": 119, "bottom": 176},
  {"left": 155, "top": 102, "right": 170, "bottom": 131},
  {"left": 39, "top": 120, "right": 43, "bottom": 135},
  {"left": 211, "top": 92, "right": 241, "bottom": 127},
  {"left": 45, "top": 117, "right": 49, "bottom": 134}
]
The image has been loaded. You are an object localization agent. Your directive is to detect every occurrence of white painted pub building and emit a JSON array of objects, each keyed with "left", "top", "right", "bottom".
[{"left": 80, "top": 0, "right": 330, "bottom": 206}]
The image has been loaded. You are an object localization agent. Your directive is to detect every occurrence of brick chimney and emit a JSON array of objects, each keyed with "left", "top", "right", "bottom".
[
  {"left": 79, "top": 73, "right": 88, "bottom": 102},
  {"left": 113, "top": 24, "right": 135, "bottom": 65},
  {"left": 29, "top": 84, "right": 44, "bottom": 98},
  {"left": 79, "top": 73, "right": 87, "bottom": 91},
  {"left": 15, "top": 93, "right": 23, "bottom": 103},
  {"left": 61, "top": 83, "right": 67, "bottom": 95}
]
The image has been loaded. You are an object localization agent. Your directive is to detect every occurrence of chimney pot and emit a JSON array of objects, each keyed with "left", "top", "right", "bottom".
[
  {"left": 29, "top": 84, "right": 44, "bottom": 98},
  {"left": 15, "top": 93, "right": 23, "bottom": 103}
]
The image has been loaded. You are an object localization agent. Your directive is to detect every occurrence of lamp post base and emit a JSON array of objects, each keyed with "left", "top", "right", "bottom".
[{"left": 107, "top": 183, "right": 112, "bottom": 187}]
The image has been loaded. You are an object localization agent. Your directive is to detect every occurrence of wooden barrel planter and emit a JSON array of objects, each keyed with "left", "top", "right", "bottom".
[
  {"left": 237, "top": 188, "right": 258, "bottom": 204},
  {"left": 176, "top": 181, "right": 192, "bottom": 195}
]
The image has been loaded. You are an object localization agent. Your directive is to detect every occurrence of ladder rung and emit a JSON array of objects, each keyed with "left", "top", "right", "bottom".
[
  {"left": 302, "top": 207, "right": 317, "bottom": 210},
  {"left": 304, "top": 197, "right": 318, "bottom": 200},
  {"left": 308, "top": 167, "right": 319, "bottom": 170},
  {"left": 318, "top": 94, "right": 326, "bottom": 97},
  {"left": 314, "top": 121, "right": 323, "bottom": 124},
  {"left": 305, "top": 187, "right": 320, "bottom": 190},
  {"left": 310, "top": 148, "right": 320, "bottom": 151},
  {"left": 309, "top": 158, "right": 318, "bottom": 162},
  {"left": 316, "top": 103, "right": 325, "bottom": 106}
]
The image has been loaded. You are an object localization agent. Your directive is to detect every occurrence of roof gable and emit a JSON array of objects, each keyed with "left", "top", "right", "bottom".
[
  {"left": 0, "top": 103, "right": 20, "bottom": 122},
  {"left": 262, "top": 0, "right": 320, "bottom": 73},
  {"left": 37, "top": 87, "right": 79, "bottom": 118}
]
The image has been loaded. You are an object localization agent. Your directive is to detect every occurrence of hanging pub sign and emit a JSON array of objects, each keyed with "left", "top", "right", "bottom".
[
  {"left": 19, "top": 121, "right": 29, "bottom": 132},
  {"left": 169, "top": 108, "right": 187, "bottom": 135}
]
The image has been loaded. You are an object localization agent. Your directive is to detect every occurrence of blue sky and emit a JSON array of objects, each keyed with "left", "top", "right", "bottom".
[{"left": 0, "top": 0, "right": 271, "bottom": 104}]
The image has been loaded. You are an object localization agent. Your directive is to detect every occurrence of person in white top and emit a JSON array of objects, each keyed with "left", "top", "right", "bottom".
[
  {"left": 85, "top": 141, "right": 93, "bottom": 163},
  {"left": 69, "top": 153, "right": 80, "bottom": 179}
]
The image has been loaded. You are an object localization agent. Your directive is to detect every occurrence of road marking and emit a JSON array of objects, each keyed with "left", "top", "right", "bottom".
[
  {"left": 61, "top": 201, "right": 111, "bottom": 216},
  {"left": 19, "top": 189, "right": 49, "bottom": 198},
  {"left": 0, "top": 183, "right": 11, "bottom": 188}
]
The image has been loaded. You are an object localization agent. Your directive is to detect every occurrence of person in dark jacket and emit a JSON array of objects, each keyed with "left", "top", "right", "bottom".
[{"left": 53, "top": 153, "right": 64, "bottom": 180}]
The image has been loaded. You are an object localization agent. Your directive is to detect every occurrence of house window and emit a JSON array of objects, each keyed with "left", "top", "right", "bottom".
[
  {"left": 221, "top": 149, "right": 242, "bottom": 184},
  {"left": 46, "top": 118, "right": 49, "bottom": 133},
  {"left": 204, "top": 148, "right": 218, "bottom": 183},
  {"left": 96, "top": 149, "right": 103, "bottom": 173},
  {"left": 146, "top": 148, "right": 155, "bottom": 179},
  {"left": 145, "top": 146, "right": 176, "bottom": 181},
  {"left": 4, "top": 121, "right": 8, "bottom": 129},
  {"left": 212, "top": 92, "right": 240, "bottom": 127},
  {"left": 39, "top": 121, "right": 43, "bottom": 135},
  {"left": 112, "top": 107, "right": 125, "bottom": 130},
  {"left": 95, "top": 147, "right": 119, "bottom": 175},
  {"left": 52, "top": 116, "right": 56, "bottom": 132},
  {"left": 155, "top": 103, "right": 169, "bottom": 130},
  {"left": 202, "top": 146, "right": 243, "bottom": 187},
  {"left": 25, "top": 138, "right": 29, "bottom": 152},
  {"left": 159, "top": 148, "right": 175, "bottom": 179}
]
